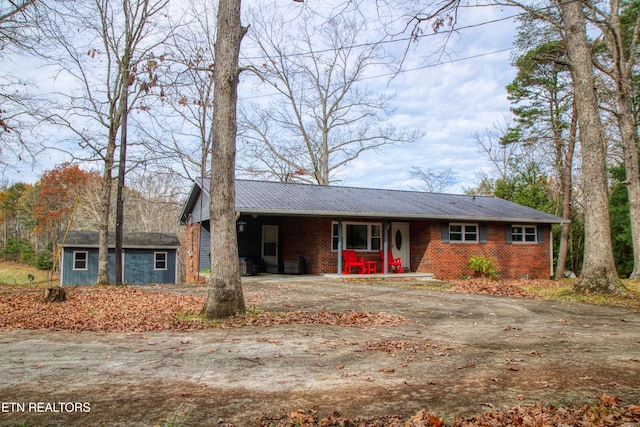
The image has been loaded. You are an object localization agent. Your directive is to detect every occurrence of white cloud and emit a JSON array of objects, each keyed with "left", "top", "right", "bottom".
[
  {"left": 333, "top": 6, "right": 519, "bottom": 193},
  {"left": 1, "top": 1, "right": 519, "bottom": 194}
]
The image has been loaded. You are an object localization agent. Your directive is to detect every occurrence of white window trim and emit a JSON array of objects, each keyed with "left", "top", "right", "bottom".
[
  {"left": 154, "top": 251, "right": 168, "bottom": 270},
  {"left": 332, "top": 221, "right": 382, "bottom": 252},
  {"left": 511, "top": 225, "right": 538, "bottom": 243},
  {"left": 449, "top": 223, "right": 479, "bottom": 243},
  {"left": 73, "top": 251, "right": 88, "bottom": 270}
]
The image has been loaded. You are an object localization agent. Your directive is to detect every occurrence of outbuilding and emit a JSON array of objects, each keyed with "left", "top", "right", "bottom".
[{"left": 59, "top": 230, "right": 180, "bottom": 285}]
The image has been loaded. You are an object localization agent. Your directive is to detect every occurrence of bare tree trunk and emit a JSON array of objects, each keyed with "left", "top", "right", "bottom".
[
  {"left": 559, "top": 0, "right": 623, "bottom": 293},
  {"left": 618, "top": 89, "right": 640, "bottom": 278},
  {"left": 555, "top": 104, "right": 577, "bottom": 280},
  {"left": 115, "top": 13, "right": 133, "bottom": 287},
  {"left": 201, "top": 0, "right": 247, "bottom": 319},
  {"left": 609, "top": 12, "right": 640, "bottom": 279},
  {"left": 97, "top": 137, "right": 116, "bottom": 286}
]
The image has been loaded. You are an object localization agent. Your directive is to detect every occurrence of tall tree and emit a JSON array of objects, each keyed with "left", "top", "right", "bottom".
[
  {"left": 410, "top": 166, "right": 458, "bottom": 192},
  {"left": 558, "top": 0, "right": 623, "bottom": 293},
  {"left": 506, "top": 35, "right": 576, "bottom": 279},
  {"left": 41, "top": 0, "right": 169, "bottom": 285},
  {"left": 240, "top": 7, "right": 421, "bottom": 185},
  {"left": 589, "top": 0, "right": 640, "bottom": 278},
  {"left": 201, "top": 0, "right": 246, "bottom": 319},
  {"left": 140, "top": 0, "right": 218, "bottom": 183},
  {"left": 0, "top": 0, "right": 48, "bottom": 175}
]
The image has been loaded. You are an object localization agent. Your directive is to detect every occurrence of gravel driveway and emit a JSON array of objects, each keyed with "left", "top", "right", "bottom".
[{"left": 1, "top": 276, "right": 639, "bottom": 426}]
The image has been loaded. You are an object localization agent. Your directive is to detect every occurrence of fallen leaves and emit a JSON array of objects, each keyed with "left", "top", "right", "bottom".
[
  {"left": 0, "top": 287, "right": 204, "bottom": 332},
  {"left": 255, "top": 397, "right": 640, "bottom": 426},
  {"left": 448, "top": 278, "right": 542, "bottom": 298},
  {"left": 0, "top": 286, "right": 407, "bottom": 332},
  {"left": 235, "top": 310, "right": 407, "bottom": 328}
]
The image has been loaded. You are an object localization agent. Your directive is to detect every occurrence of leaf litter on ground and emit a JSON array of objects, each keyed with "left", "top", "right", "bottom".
[{"left": 0, "top": 286, "right": 406, "bottom": 332}]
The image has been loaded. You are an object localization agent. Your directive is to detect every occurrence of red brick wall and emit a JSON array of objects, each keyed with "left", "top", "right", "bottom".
[
  {"left": 412, "top": 221, "right": 551, "bottom": 280},
  {"left": 183, "top": 222, "right": 200, "bottom": 284},
  {"left": 184, "top": 216, "right": 552, "bottom": 280},
  {"left": 280, "top": 216, "right": 386, "bottom": 274},
  {"left": 279, "top": 217, "right": 551, "bottom": 279}
]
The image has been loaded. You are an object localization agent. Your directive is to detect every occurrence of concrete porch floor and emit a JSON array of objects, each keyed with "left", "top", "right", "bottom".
[
  {"left": 323, "top": 272, "right": 435, "bottom": 281},
  {"left": 242, "top": 272, "right": 436, "bottom": 282}
]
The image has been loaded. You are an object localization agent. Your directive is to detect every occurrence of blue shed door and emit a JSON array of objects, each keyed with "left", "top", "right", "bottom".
[
  {"left": 123, "top": 249, "right": 176, "bottom": 285},
  {"left": 124, "top": 250, "right": 147, "bottom": 285}
]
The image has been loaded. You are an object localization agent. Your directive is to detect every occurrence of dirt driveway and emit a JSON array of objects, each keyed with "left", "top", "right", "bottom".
[{"left": 1, "top": 276, "right": 639, "bottom": 426}]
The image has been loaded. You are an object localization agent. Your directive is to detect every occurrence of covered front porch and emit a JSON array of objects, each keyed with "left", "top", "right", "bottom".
[{"left": 234, "top": 214, "right": 415, "bottom": 276}]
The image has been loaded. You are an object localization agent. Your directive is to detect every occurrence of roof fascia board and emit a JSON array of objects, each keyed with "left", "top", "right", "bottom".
[
  {"left": 62, "top": 244, "right": 181, "bottom": 249},
  {"left": 237, "top": 209, "right": 569, "bottom": 224}
]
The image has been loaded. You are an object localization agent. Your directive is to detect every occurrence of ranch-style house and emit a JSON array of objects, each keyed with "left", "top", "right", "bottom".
[{"left": 179, "top": 179, "right": 567, "bottom": 282}]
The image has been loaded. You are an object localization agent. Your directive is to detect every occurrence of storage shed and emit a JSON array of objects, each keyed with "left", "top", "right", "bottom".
[{"left": 59, "top": 230, "right": 180, "bottom": 286}]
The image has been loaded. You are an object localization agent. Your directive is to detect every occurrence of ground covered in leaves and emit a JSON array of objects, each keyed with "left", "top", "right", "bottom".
[
  {"left": 1, "top": 277, "right": 639, "bottom": 426},
  {"left": 256, "top": 397, "right": 640, "bottom": 426},
  {"left": 0, "top": 286, "right": 406, "bottom": 332}
]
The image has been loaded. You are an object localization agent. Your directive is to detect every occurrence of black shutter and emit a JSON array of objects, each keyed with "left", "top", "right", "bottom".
[
  {"left": 442, "top": 223, "right": 450, "bottom": 243},
  {"left": 479, "top": 223, "right": 487, "bottom": 244},
  {"left": 506, "top": 224, "right": 513, "bottom": 244},
  {"left": 537, "top": 224, "right": 545, "bottom": 244}
]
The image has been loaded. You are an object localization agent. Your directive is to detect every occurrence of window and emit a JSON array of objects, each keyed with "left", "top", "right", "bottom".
[
  {"left": 511, "top": 225, "right": 537, "bottom": 243},
  {"left": 154, "top": 252, "right": 168, "bottom": 270},
  {"left": 449, "top": 223, "right": 478, "bottom": 242},
  {"left": 73, "top": 251, "right": 88, "bottom": 270},
  {"left": 332, "top": 222, "right": 382, "bottom": 251}
]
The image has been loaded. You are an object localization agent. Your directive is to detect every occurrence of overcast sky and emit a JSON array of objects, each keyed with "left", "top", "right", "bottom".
[
  {"left": 2, "top": 1, "right": 521, "bottom": 194},
  {"left": 330, "top": 5, "right": 521, "bottom": 194}
]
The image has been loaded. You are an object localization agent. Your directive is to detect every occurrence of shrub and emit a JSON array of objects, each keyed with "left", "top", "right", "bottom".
[
  {"left": 468, "top": 255, "right": 499, "bottom": 280},
  {"left": 36, "top": 251, "right": 53, "bottom": 270}
]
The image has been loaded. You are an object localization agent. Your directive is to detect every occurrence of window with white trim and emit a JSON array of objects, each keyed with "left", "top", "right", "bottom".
[
  {"left": 154, "top": 252, "right": 168, "bottom": 270},
  {"left": 511, "top": 225, "right": 537, "bottom": 243},
  {"left": 449, "top": 223, "right": 478, "bottom": 242},
  {"left": 73, "top": 251, "right": 88, "bottom": 270},
  {"left": 332, "top": 222, "right": 382, "bottom": 251}
]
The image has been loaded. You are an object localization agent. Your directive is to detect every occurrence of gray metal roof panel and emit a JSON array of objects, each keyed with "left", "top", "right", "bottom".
[
  {"left": 231, "top": 180, "right": 566, "bottom": 223},
  {"left": 61, "top": 230, "right": 181, "bottom": 248}
]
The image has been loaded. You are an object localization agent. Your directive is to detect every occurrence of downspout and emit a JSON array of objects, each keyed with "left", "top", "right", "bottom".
[
  {"left": 337, "top": 218, "right": 343, "bottom": 274},
  {"left": 383, "top": 219, "right": 389, "bottom": 274},
  {"left": 549, "top": 226, "right": 554, "bottom": 279}
]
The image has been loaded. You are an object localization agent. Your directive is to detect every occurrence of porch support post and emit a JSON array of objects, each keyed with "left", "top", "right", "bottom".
[
  {"left": 337, "top": 218, "right": 343, "bottom": 274},
  {"left": 383, "top": 219, "right": 389, "bottom": 274}
]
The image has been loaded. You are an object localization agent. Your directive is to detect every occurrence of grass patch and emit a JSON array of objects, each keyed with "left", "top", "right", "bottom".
[
  {"left": 409, "top": 282, "right": 453, "bottom": 291},
  {"left": 522, "top": 279, "right": 640, "bottom": 307},
  {"left": 0, "top": 261, "right": 57, "bottom": 287}
]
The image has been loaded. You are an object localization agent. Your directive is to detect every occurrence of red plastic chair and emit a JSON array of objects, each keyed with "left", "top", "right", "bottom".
[
  {"left": 342, "top": 250, "right": 365, "bottom": 274},
  {"left": 379, "top": 250, "right": 404, "bottom": 273}
]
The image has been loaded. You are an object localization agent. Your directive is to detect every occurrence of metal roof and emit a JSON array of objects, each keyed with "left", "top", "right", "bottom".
[
  {"left": 181, "top": 179, "right": 567, "bottom": 224},
  {"left": 60, "top": 230, "right": 181, "bottom": 248}
]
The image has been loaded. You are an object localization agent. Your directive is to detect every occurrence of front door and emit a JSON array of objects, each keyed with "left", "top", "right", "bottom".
[
  {"left": 391, "top": 222, "right": 410, "bottom": 270},
  {"left": 262, "top": 225, "right": 278, "bottom": 266}
]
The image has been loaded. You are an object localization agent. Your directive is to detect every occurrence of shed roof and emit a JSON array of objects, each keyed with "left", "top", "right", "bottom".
[
  {"left": 60, "top": 230, "right": 181, "bottom": 248},
  {"left": 180, "top": 179, "right": 567, "bottom": 224}
]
